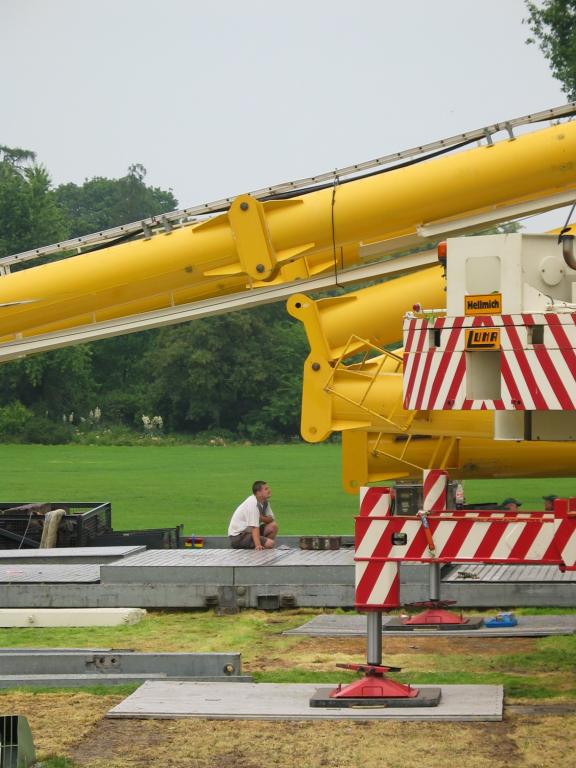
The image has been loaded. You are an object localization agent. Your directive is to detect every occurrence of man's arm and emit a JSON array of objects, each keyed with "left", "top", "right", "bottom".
[
  {"left": 259, "top": 502, "right": 275, "bottom": 525},
  {"left": 251, "top": 526, "right": 263, "bottom": 550}
]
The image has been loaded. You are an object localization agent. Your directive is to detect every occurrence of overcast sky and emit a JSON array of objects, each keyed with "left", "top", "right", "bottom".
[{"left": 1, "top": 0, "right": 571, "bottom": 233}]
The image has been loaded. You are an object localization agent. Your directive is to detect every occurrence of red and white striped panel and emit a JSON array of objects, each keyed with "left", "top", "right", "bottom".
[
  {"left": 354, "top": 512, "right": 423, "bottom": 610},
  {"left": 423, "top": 470, "right": 447, "bottom": 512},
  {"left": 403, "top": 313, "right": 576, "bottom": 410},
  {"left": 359, "top": 486, "right": 392, "bottom": 517},
  {"left": 355, "top": 487, "right": 398, "bottom": 608},
  {"left": 354, "top": 507, "right": 576, "bottom": 609},
  {"left": 545, "top": 498, "right": 576, "bottom": 568},
  {"left": 355, "top": 559, "right": 399, "bottom": 610}
]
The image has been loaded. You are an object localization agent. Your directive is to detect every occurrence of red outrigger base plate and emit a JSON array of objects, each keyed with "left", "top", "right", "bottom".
[
  {"left": 385, "top": 613, "right": 484, "bottom": 631},
  {"left": 310, "top": 681, "right": 441, "bottom": 708},
  {"left": 309, "top": 663, "right": 441, "bottom": 708},
  {"left": 331, "top": 675, "right": 418, "bottom": 699},
  {"left": 404, "top": 608, "right": 470, "bottom": 625},
  {"left": 384, "top": 602, "right": 484, "bottom": 631}
]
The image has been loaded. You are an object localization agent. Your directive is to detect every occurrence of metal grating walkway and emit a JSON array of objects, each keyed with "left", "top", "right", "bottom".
[
  {"left": 0, "top": 564, "right": 100, "bottom": 583},
  {"left": 0, "top": 546, "right": 144, "bottom": 565},
  {"left": 104, "top": 549, "right": 354, "bottom": 568},
  {"left": 443, "top": 564, "right": 576, "bottom": 583}
]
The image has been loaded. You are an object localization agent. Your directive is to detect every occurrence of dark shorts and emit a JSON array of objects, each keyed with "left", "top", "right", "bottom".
[{"left": 229, "top": 528, "right": 269, "bottom": 549}]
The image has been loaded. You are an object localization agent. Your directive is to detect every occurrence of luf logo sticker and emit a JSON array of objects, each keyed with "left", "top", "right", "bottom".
[{"left": 465, "top": 328, "right": 500, "bottom": 350}]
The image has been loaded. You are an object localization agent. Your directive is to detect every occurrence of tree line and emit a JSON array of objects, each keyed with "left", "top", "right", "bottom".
[{"left": 0, "top": 148, "right": 307, "bottom": 443}]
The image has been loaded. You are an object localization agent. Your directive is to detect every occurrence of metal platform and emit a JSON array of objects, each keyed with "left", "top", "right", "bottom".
[
  {"left": 283, "top": 613, "right": 576, "bottom": 638},
  {"left": 100, "top": 548, "right": 353, "bottom": 584},
  {"left": 0, "top": 549, "right": 572, "bottom": 609},
  {"left": 0, "top": 564, "right": 100, "bottom": 583},
  {"left": 431, "top": 563, "right": 576, "bottom": 608},
  {"left": 0, "top": 546, "right": 144, "bottom": 565},
  {"left": 107, "top": 681, "right": 503, "bottom": 721},
  {"left": 444, "top": 564, "right": 576, "bottom": 583}
]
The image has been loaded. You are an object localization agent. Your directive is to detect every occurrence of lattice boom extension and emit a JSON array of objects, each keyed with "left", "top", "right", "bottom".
[{"left": 355, "top": 487, "right": 576, "bottom": 610}]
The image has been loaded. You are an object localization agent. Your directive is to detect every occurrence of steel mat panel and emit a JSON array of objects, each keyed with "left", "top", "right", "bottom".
[{"left": 0, "top": 564, "right": 100, "bottom": 583}]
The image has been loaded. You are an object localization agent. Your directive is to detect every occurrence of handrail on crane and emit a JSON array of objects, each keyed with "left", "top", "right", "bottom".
[{"left": 2, "top": 102, "right": 576, "bottom": 270}]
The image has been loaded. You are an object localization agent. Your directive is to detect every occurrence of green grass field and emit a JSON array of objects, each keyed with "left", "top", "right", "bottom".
[
  {"left": 0, "top": 443, "right": 574, "bottom": 535},
  {"left": 0, "top": 443, "right": 358, "bottom": 535}
]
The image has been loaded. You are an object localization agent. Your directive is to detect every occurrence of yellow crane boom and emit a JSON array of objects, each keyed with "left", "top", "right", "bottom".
[{"left": 1, "top": 112, "right": 576, "bottom": 347}]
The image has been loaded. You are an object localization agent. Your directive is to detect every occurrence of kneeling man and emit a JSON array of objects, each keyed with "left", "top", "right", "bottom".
[{"left": 228, "top": 480, "right": 278, "bottom": 550}]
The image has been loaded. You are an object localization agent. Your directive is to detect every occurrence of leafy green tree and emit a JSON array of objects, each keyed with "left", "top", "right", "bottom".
[
  {"left": 0, "top": 145, "right": 309, "bottom": 443},
  {"left": 144, "top": 304, "right": 307, "bottom": 439},
  {"left": 0, "top": 146, "right": 68, "bottom": 256},
  {"left": 54, "top": 164, "right": 177, "bottom": 237},
  {"left": 0, "top": 152, "right": 183, "bottom": 442},
  {"left": 51, "top": 164, "right": 177, "bottom": 427},
  {"left": 0, "top": 346, "right": 97, "bottom": 420},
  {"left": 88, "top": 331, "right": 159, "bottom": 425},
  {"left": 525, "top": 0, "right": 576, "bottom": 99}
]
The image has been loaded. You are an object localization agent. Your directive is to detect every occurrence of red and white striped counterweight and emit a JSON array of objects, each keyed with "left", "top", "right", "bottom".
[
  {"left": 354, "top": 487, "right": 576, "bottom": 611},
  {"left": 403, "top": 312, "right": 576, "bottom": 412},
  {"left": 403, "top": 234, "right": 576, "bottom": 422}
]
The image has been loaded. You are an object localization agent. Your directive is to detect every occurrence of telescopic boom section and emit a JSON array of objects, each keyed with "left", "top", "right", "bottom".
[
  {"left": 1, "top": 119, "right": 576, "bottom": 342},
  {"left": 342, "top": 431, "right": 576, "bottom": 490}
]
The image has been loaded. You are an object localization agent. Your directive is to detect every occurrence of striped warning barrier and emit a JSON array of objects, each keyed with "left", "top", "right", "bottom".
[
  {"left": 354, "top": 492, "right": 576, "bottom": 610},
  {"left": 359, "top": 486, "right": 392, "bottom": 517},
  {"left": 423, "top": 469, "right": 447, "bottom": 512}
]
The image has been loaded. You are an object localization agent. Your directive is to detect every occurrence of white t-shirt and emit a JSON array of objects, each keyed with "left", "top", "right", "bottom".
[{"left": 228, "top": 495, "right": 274, "bottom": 536}]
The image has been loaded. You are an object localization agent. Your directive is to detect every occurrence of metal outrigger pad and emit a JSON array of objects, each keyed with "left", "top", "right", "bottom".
[{"left": 309, "top": 660, "right": 441, "bottom": 708}]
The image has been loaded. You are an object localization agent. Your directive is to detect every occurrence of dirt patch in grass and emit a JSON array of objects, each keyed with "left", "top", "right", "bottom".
[
  {"left": 508, "top": 702, "right": 576, "bottom": 715},
  {"left": 0, "top": 691, "right": 119, "bottom": 757},
  {"left": 289, "top": 635, "right": 537, "bottom": 656},
  {"left": 247, "top": 635, "right": 538, "bottom": 673},
  {"left": 67, "top": 713, "right": 573, "bottom": 768},
  {"left": 510, "top": 714, "right": 576, "bottom": 765}
]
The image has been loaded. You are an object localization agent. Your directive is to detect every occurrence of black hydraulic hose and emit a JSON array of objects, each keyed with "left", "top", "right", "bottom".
[{"left": 94, "top": 136, "right": 480, "bottom": 251}]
